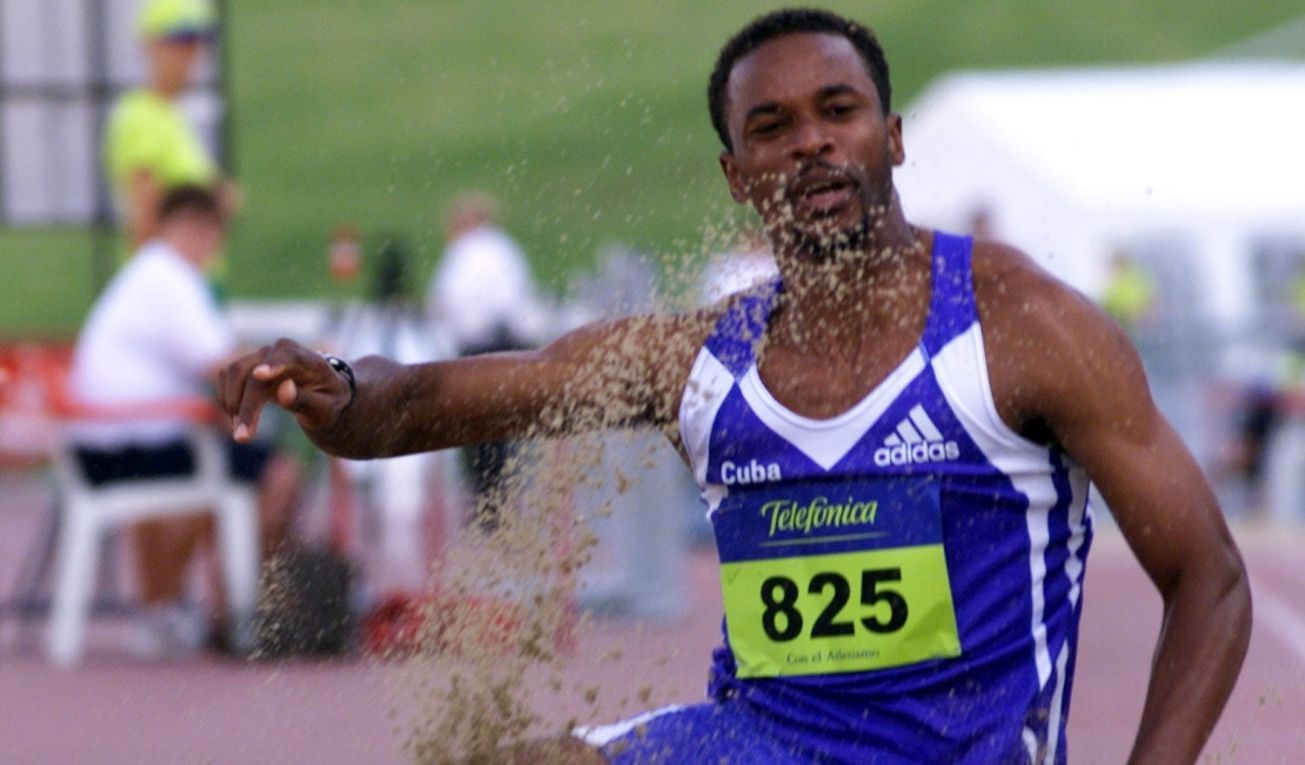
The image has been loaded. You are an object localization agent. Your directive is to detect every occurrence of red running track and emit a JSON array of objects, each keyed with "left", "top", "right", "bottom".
[{"left": 1, "top": 467, "right": 1302, "bottom": 763}]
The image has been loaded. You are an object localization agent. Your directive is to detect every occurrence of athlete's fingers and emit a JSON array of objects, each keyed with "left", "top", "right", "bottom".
[
  {"left": 233, "top": 366, "right": 274, "bottom": 442},
  {"left": 224, "top": 339, "right": 346, "bottom": 440},
  {"left": 253, "top": 362, "right": 291, "bottom": 382},
  {"left": 256, "top": 338, "right": 321, "bottom": 380},
  {"left": 216, "top": 355, "right": 242, "bottom": 416},
  {"left": 259, "top": 349, "right": 348, "bottom": 428},
  {"left": 217, "top": 353, "right": 264, "bottom": 426},
  {"left": 276, "top": 377, "right": 299, "bottom": 408},
  {"left": 215, "top": 363, "right": 232, "bottom": 414}
]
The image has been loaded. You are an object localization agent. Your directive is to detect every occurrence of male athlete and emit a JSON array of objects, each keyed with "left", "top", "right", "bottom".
[{"left": 220, "top": 9, "right": 1250, "bottom": 764}]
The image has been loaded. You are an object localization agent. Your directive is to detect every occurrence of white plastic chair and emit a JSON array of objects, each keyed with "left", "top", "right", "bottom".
[{"left": 46, "top": 404, "right": 259, "bottom": 667}]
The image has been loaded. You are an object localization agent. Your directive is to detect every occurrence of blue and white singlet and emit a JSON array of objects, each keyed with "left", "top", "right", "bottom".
[{"left": 585, "top": 232, "right": 1093, "bottom": 764}]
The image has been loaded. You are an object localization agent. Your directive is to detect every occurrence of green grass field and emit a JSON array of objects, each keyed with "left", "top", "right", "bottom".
[{"left": 2, "top": 0, "right": 1302, "bottom": 337}]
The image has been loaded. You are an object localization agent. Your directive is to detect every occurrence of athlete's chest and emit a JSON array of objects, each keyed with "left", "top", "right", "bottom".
[{"left": 756, "top": 307, "right": 928, "bottom": 420}]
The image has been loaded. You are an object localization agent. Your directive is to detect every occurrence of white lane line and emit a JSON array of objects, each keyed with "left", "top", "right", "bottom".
[{"left": 1250, "top": 575, "right": 1305, "bottom": 669}]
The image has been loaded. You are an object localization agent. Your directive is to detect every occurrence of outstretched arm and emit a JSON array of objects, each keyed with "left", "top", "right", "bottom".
[
  {"left": 216, "top": 313, "right": 707, "bottom": 460},
  {"left": 981, "top": 247, "right": 1251, "bottom": 765}
]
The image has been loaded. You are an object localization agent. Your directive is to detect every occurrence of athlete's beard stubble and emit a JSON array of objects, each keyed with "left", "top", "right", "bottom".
[
  {"left": 786, "top": 210, "right": 872, "bottom": 262},
  {"left": 763, "top": 197, "right": 876, "bottom": 265},
  {"left": 762, "top": 164, "right": 888, "bottom": 264}
]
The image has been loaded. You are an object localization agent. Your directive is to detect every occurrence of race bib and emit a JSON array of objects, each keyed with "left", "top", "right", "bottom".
[{"left": 714, "top": 477, "right": 961, "bottom": 678}]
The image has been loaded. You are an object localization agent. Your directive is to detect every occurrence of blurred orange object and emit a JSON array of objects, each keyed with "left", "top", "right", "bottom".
[
  {"left": 361, "top": 592, "right": 428, "bottom": 658},
  {"left": 0, "top": 343, "right": 72, "bottom": 466}
]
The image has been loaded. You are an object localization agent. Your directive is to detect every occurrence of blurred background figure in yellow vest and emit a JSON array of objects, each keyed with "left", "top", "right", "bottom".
[
  {"left": 1101, "top": 249, "right": 1157, "bottom": 335},
  {"left": 103, "top": 0, "right": 240, "bottom": 255}
]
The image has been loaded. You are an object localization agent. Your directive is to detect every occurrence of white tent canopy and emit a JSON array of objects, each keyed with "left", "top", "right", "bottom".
[{"left": 895, "top": 62, "right": 1305, "bottom": 328}]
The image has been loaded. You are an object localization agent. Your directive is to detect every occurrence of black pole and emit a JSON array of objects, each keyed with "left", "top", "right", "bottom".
[
  {"left": 214, "top": 0, "right": 235, "bottom": 176},
  {"left": 85, "top": 0, "right": 114, "bottom": 295},
  {"left": 0, "top": 0, "right": 9, "bottom": 223}
]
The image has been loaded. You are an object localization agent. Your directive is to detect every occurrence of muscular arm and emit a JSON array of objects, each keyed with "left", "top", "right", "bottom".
[
  {"left": 977, "top": 245, "right": 1251, "bottom": 764},
  {"left": 218, "top": 312, "right": 709, "bottom": 460}
]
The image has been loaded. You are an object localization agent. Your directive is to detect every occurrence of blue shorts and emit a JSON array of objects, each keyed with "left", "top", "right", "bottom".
[{"left": 577, "top": 701, "right": 837, "bottom": 765}]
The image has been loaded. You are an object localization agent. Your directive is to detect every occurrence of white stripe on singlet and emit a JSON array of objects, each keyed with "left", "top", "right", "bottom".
[{"left": 573, "top": 704, "right": 685, "bottom": 747}]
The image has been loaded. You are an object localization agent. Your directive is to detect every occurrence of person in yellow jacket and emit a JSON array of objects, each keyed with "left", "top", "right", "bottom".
[
  {"left": 104, "top": 0, "right": 239, "bottom": 250},
  {"left": 1101, "top": 250, "right": 1156, "bottom": 335}
]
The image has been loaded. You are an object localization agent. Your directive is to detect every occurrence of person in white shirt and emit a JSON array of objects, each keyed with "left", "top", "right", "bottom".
[
  {"left": 426, "top": 193, "right": 546, "bottom": 526},
  {"left": 426, "top": 192, "right": 546, "bottom": 357},
  {"left": 68, "top": 185, "right": 295, "bottom": 655}
]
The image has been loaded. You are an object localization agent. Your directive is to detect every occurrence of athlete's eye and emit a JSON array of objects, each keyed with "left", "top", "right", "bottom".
[{"left": 825, "top": 102, "right": 857, "bottom": 118}]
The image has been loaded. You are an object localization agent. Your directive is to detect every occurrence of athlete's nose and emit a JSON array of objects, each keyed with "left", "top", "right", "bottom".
[{"left": 789, "top": 118, "right": 834, "bottom": 161}]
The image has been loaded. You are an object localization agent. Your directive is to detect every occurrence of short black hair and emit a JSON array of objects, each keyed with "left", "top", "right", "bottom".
[
  {"left": 708, "top": 8, "right": 892, "bottom": 153},
  {"left": 159, "top": 184, "right": 223, "bottom": 224}
]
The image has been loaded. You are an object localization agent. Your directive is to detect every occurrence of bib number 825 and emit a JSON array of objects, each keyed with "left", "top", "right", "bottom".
[{"left": 760, "top": 568, "right": 907, "bottom": 642}]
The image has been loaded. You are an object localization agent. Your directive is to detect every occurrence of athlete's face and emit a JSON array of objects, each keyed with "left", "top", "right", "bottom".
[{"left": 719, "top": 33, "right": 904, "bottom": 259}]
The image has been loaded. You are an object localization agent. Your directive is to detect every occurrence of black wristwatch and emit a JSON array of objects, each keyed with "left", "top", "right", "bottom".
[{"left": 321, "top": 354, "right": 357, "bottom": 410}]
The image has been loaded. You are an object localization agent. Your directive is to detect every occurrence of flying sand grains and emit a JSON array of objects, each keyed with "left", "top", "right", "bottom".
[
  {"left": 378, "top": 170, "right": 934, "bottom": 761},
  {"left": 382, "top": 271, "right": 701, "bottom": 761}
]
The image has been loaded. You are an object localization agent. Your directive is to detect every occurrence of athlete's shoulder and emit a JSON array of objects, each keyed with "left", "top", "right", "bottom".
[
  {"left": 969, "top": 239, "right": 1062, "bottom": 302},
  {"left": 968, "top": 238, "right": 1112, "bottom": 348},
  {"left": 616, "top": 308, "right": 722, "bottom": 435},
  {"left": 702, "top": 277, "right": 779, "bottom": 311},
  {"left": 967, "top": 238, "right": 1148, "bottom": 435}
]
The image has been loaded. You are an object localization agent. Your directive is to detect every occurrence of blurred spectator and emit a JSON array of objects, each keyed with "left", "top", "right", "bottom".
[
  {"left": 1290, "top": 262, "right": 1305, "bottom": 340},
  {"left": 104, "top": 0, "right": 240, "bottom": 251},
  {"left": 1262, "top": 336, "right": 1305, "bottom": 523},
  {"left": 327, "top": 224, "right": 363, "bottom": 285},
  {"left": 67, "top": 185, "right": 298, "bottom": 657},
  {"left": 572, "top": 248, "right": 690, "bottom": 620},
  {"left": 426, "top": 192, "right": 547, "bottom": 354},
  {"left": 1102, "top": 250, "right": 1157, "bottom": 334},
  {"left": 329, "top": 234, "right": 449, "bottom": 594},
  {"left": 1222, "top": 382, "right": 1281, "bottom": 510},
  {"left": 426, "top": 193, "right": 546, "bottom": 526}
]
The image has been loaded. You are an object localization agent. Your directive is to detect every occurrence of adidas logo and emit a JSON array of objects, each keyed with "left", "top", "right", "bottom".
[{"left": 872, "top": 405, "right": 960, "bottom": 467}]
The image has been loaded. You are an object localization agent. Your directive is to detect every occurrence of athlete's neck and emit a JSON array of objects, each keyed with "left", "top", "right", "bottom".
[{"left": 771, "top": 210, "right": 930, "bottom": 340}]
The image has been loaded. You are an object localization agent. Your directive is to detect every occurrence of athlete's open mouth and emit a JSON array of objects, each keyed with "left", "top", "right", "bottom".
[{"left": 790, "top": 170, "right": 857, "bottom": 217}]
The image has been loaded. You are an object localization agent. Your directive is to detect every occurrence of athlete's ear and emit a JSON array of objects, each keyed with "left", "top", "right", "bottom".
[
  {"left": 719, "top": 151, "right": 749, "bottom": 204},
  {"left": 888, "top": 112, "right": 905, "bottom": 166}
]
